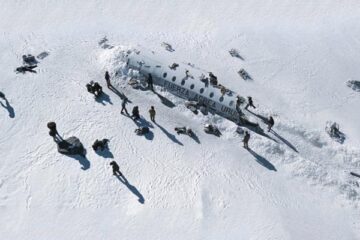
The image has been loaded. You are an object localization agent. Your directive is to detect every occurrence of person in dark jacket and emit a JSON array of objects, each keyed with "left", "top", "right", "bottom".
[
  {"left": 105, "top": 71, "right": 111, "bottom": 88},
  {"left": 149, "top": 106, "right": 156, "bottom": 122},
  {"left": 47, "top": 122, "right": 62, "bottom": 142},
  {"left": 121, "top": 97, "right": 129, "bottom": 115},
  {"left": 268, "top": 116, "right": 274, "bottom": 132},
  {"left": 209, "top": 72, "right": 218, "bottom": 85},
  {"left": 243, "top": 131, "right": 250, "bottom": 149},
  {"left": 147, "top": 73, "right": 153, "bottom": 91},
  {"left": 110, "top": 161, "right": 122, "bottom": 176},
  {"left": 245, "top": 96, "right": 256, "bottom": 110},
  {"left": 132, "top": 106, "right": 140, "bottom": 120},
  {"left": 92, "top": 139, "right": 109, "bottom": 151}
]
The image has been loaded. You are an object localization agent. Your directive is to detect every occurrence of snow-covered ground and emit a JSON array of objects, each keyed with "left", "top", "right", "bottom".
[{"left": 1, "top": 1, "right": 360, "bottom": 239}]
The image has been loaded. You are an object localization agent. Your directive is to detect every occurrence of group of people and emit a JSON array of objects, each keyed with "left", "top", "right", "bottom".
[{"left": 242, "top": 96, "right": 275, "bottom": 149}]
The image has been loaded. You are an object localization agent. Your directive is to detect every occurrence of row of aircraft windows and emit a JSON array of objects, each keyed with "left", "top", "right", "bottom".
[{"left": 163, "top": 72, "right": 234, "bottom": 106}]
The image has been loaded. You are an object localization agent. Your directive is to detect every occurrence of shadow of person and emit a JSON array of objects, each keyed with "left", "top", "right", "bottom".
[
  {"left": 246, "top": 148, "right": 277, "bottom": 171},
  {"left": 95, "top": 92, "right": 113, "bottom": 105},
  {"left": 134, "top": 117, "right": 154, "bottom": 128},
  {"left": 242, "top": 124, "right": 278, "bottom": 143},
  {"left": 95, "top": 148, "right": 114, "bottom": 158},
  {"left": 0, "top": 99, "right": 15, "bottom": 118},
  {"left": 108, "top": 85, "right": 126, "bottom": 100},
  {"left": 154, "top": 92, "right": 176, "bottom": 108},
  {"left": 190, "top": 132, "right": 201, "bottom": 144},
  {"left": 144, "top": 130, "right": 154, "bottom": 141},
  {"left": 68, "top": 154, "right": 91, "bottom": 170},
  {"left": 116, "top": 174, "right": 145, "bottom": 204},
  {"left": 246, "top": 109, "right": 269, "bottom": 123},
  {"left": 155, "top": 122, "right": 183, "bottom": 146},
  {"left": 271, "top": 130, "right": 299, "bottom": 153}
]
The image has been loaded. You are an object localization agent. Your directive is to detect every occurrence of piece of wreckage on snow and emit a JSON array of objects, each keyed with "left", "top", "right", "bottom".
[{"left": 122, "top": 47, "right": 258, "bottom": 127}]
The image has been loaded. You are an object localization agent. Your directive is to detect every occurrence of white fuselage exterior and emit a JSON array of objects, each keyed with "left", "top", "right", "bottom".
[{"left": 125, "top": 49, "right": 244, "bottom": 123}]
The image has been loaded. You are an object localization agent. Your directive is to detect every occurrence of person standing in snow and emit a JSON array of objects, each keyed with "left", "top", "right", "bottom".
[
  {"left": 268, "top": 116, "right": 274, "bottom": 132},
  {"left": 245, "top": 96, "right": 256, "bottom": 110},
  {"left": 47, "top": 121, "right": 62, "bottom": 142},
  {"left": 110, "top": 161, "right": 122, "bottom": 176},
  {"left": 121, "top": 97, "right": 129, "bottom": 115},
  {"left": 243, "top": 131, "right": 250, "bottom": 149},
  {"left": 105, "top": 71, "right": 111, "bottom": 88},
  {"left": 132, "top": 106, "right": 140, "bottom": 120},
  {"left": 147, "top": 73, "right": 154, "bottom": 91},
  {"left": 149, "top": 106, "right": 156, "bottom": 122}
]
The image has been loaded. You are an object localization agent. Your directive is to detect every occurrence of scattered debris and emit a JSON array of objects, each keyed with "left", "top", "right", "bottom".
[
  {"left": 346, "top": 80, "right": 360, "bottom": 92},
  {"left": 350, "top": 172, "right": 360, "bottom": 178},
  {"left": 325, "top": 121, "right": 346, "bottom": 144},
  {"left": 15, "top": 65, "right": 37, "bottom": 74},
  {"left": 135, "top": 127, "right": 150, "bottom": 135},
  {"left": 22, "top": 54, "right": 38, "bottom": 66},
  {"left": 161, "top": 42, "right": 175, "bottom": 52},
  {"left": 169, "top": 63, "right": 179, "bottom": 70},
  {"left": 238, "top": 68, "right": 252, "bottom": 81},
  {"left": 36, "top": 51, "right": 49, "bottom": 60},
  {"left": 57, "top": 136, "right": 86, "bottom": 156},
  {"left": 175, "top": 127, "right": 194, "bottom": 137},
  {"left": 98, "top": 36, "right": 114, "bottom": 49},
  {"left": 204, "top": 124, "right": 221, "bottom": 136},
  {"left": 229, "top": 48, "right": 244, "bottom": 60}
]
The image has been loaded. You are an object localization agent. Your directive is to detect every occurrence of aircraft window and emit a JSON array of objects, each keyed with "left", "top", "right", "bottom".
[
  {"left": 190, "top": 84, "right": 195, "bottom": 89},
  {"left": 172, "top": 76, "right": 176, "bottom": 82},
  {"left": 163, "top": 72, "right": 167, "bottom": 78},
  {"left": 209, "top": 92, "right": 214, "bottom": 98},
  {"left": 229, "top": 100, "right": 234, "bottom": 106},
  {"left": 219, "top": 96, "right": 224, "bottom": 102},
  {"left": 181, "top": 80, "right": 186, "bottom": 85},
  {"left": 200, "top": 88, "right": 204, "bottom": 94}
]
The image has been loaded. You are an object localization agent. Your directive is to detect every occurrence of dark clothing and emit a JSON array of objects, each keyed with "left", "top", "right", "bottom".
[
  {"left": 243, "top": 132, "right": 250, "bottom": 148},
  {"left": 47, "top": 122, "right": 62, "bottom": 142},
  {"left": 209, "top": 72, "right": 218, "bottom": 85},
  {"left": 268, "top": 117, "right": 274, "bottom": 132},
  {"left": 110, "top": 161, "right": 122, "bottom": 176},
  {"left": 0, "top": 91, "right": 5, "bottom": 99},
  {"left": 148, "top": 74, "right": 153, "bottom": 90},
  {"left": 121, "top": 98, "right": 129, "bottom": 115},
  {"left": 132, "top": 107, "right": 140, "bottom": 120},
  {"left": 245, "top": 97, "right": 256, "bottom": 110},
  {"left": 87, "top": 82, "right": 103, "bottom": 96},
  {"left": 149, "top": 108, "right": 156, "bottom": 122},
  {"left": 105, "top": 71, "right": 111, "bottom": 87},
  {"left": 92, "top": 139, "right": 108, "bottom": 151}
]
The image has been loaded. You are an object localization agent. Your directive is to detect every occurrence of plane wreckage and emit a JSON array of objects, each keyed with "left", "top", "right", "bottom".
[{"left": 123, "top": 48, "right": 258, "bottom": 127}]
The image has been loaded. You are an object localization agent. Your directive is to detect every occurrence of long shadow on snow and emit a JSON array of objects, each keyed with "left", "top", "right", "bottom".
[
  {"left": 247, "top": 109, "right": 269, "bottom": 123},
  {"left": 241, "top": 124, "right": 278, "bottom": 143},
  {"left": 116, "top": 174, "right": 145, "bottom": 204},
  {"left": 0, "top": 98, "right": 15, "bottom": 118},
  {"left": 247, "top": 148, "right": 277, "bottom": 171},
  {"left": 271, "top": 130, "right": 299, "bottom": 153},
  {"left": 155, "top": 122, "right": 183, "bottom": 146},
  {"left": 190, "top": 132, "right": 201, "bottom": 144},
  {"left": 95, "top": 92, "right": 113, "bottom": 105},
  {"left": 108, "top": 85, "right": 132, "bottom": 102},
  {"left": 154, "top": 91, "right": 176, "bottom": 108},
  {"left": 95, "top": 148, "right": 114, "bottom": 158},
  {"left": 66, "top": 154, "right": 91, "bottom": 170}
]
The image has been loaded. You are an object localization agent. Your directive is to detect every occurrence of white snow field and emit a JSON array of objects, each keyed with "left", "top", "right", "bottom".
[{"left": 1, "top": 1, "right": 360, "bottom": 239}]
